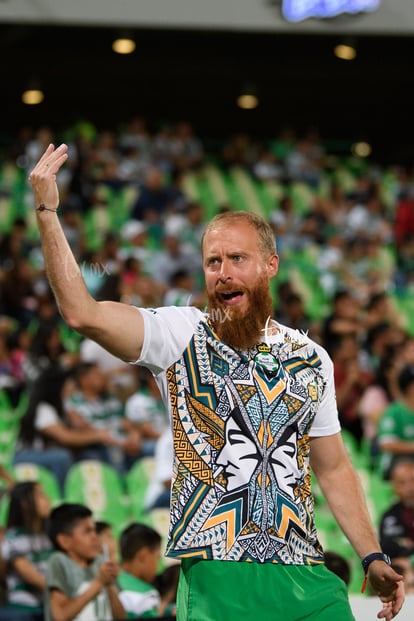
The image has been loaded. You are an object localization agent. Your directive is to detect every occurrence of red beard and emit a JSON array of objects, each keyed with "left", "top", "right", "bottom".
[{"left": 207, "top": 274, "right": 274, "bottom": 350}]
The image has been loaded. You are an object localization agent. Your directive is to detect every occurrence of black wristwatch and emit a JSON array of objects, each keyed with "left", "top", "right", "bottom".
[{"left": 361, "top": 552, "right": 391, "bottom": 573}]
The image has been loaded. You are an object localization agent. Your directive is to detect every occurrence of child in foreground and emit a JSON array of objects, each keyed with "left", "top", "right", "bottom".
[
  {"left": 45, "top": 503, "right": 124, "bottom": 621},
  {"left": 118, "top": 522, "right": 162, "bottom": 618}
]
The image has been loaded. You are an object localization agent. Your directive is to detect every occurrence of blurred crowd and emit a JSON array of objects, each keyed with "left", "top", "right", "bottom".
[{"left": 1, "top": 117, "right": 414, "bottom": 612}]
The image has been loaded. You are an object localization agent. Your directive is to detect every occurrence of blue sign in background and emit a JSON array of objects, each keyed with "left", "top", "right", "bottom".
[{"left": 282, "top": 0, "right": 381, "bottom": 23}]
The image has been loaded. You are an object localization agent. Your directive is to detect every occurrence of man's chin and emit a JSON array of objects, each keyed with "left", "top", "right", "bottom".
[
  {"left": 213, "top": 315, "right": 261, "bottom": 351},
  {"left": 208, "top": 283, "right": 273, "bottom": 350}
]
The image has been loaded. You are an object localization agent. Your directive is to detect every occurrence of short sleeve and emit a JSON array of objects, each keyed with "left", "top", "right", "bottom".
[
  {"left": 308, "top": 345, "right": 341, "bottom": 438},
  {"left": 377, "top": 405, "right": 400, "bottom": 445},
  {"left": 125, "top": 394, "right": 150, "bottom": 423},
  {"left": 34, "top": 402, "right": 60, "bottom": 431},
  {"left": 136, "top": 306, "right": 204, "bottom": 374},
  {"left": 46, "top": 552, "right": 70, "bottom": 594}
]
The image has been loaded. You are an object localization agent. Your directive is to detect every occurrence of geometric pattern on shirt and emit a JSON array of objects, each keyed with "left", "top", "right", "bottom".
[{"left": 166, "top": 320, "right": 326, "bottom": 565}]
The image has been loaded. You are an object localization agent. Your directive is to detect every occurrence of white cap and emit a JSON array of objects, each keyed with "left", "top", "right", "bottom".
[{"left": 121, "top": 220, "right": 147, "bottom": 241}]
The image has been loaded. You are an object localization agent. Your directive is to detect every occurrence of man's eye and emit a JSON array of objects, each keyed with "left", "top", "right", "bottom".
[{"left": 233, "top": 255, "right": 243, "bottom": 262}]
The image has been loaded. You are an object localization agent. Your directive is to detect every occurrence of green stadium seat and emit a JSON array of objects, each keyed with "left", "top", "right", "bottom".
[
  {"left": 144, "top": 506, "right": 176, "bottom": 571},
  {"left": 125, "top": 456, "right": 156, "bottom": 522},
  {"left": 64, "top": 460, "right": 130, "bottom": 535},
  {"left": 13, "top": 463, "right": 62, "bottom": 505}
]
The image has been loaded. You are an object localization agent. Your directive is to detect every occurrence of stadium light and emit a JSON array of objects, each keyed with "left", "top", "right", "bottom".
[
  {"left": 22, "top": 78, "right": 44, "bottom": 105},
  {"left": 334, "top": 42, "right": 357, "bottom": 61},
  {"left": 237, "top": 84, "right": 259, "bottom": 110},
  {"left": 112, "top": 33, "right": 136, "bottom": 55}
]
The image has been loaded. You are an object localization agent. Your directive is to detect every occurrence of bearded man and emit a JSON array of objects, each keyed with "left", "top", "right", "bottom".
[{"left": 29, "top": 144, "right": 404, "bottom": 621}]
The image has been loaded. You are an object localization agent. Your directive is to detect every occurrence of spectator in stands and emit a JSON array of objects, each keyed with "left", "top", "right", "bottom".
[
  {"left": 0, "top": 331, "right": 16, "bottom": 391},
  {"left": 14, "top": 365, "right": 116, "bottom": 490},
  {"left": 395, "top": 234, "right": 414, "bottom": 288},
  {"left": 321, "top": 289, "right": 362, "bottom": 354},
  {"left": 221, "top": 132, "right": 258, "bottom": 169},
  {"left": 162, "top": 269, "right": 205, "bottom": 308},
  {"left": 363, "top": 322, "right": 399, "bottom": 375},
  {"left": 125, "top": 368, "right": 170, "bottom": 457},
  {"left": 117, "top": 522, "right": 162, "bottom": 618},
  {"left": 80, "top": 336, "right": 138, "bottom": 402},
  {"left": 24, "top": 127, "right": 54, "bottom": 171},
  {"left": 0, "top": 257, "right": 38, "bottom": 327},
  {"left": 330, "top": 334, "right": 373, "bottom": 443},
  {"left": 22, "top": 319, "right": 78, "bottom": 387},
  {"left": 377, "top": 365, "right": 414, "bottom": 479},
  {"left": 340, "top": 234, "right": 395, "bottom": 305},
  {"left": 118, "top": 219, "right": 156, "bottom": 277},
  {"left": 0, "top": 325, "right": 29, "bottom": 408},
  {"left": 65, "top": 362, "right": 141, "bottom": 473},
  {"left": 149, "top": 231, "right": 201, "bottom": 289},
  {"left": 399, "top": 337, "right": 414, "bottom": 369},
  {"left": 324, "top": 551, "right": 351, "bottom": 587},
  {"left": 170, "top": 121, "right": 204, "bottom": 171},
  {"left": 45, "top": 503, "right": 124, "bottom": 621},
  {"left": 316, "top": 228, "right": 346, "bottom": 297},
  {"left": 119, "top": 256, "right": 144, "bottom": 305},
  {"left": 151, "top": 123, "right": 175, "bottom": 172},
  {"left": 0, "top": 481, "right": 53, "bottom": 621},
  {"left": 0, "top": 217, "right": 33, "bottom": 270},
  {"left": 98, "top": 231, "right": 122, "bottom": 278},
  {"left": 269, "top": 126, "right": 296, "bottom": 162},
  {"left": 144, "top": 429, "right": 174, "bottom": 512},
  {"left": 379, "top": 460, "right": 414, "bottom": 593},
  {"left": 164, "top": 200, "right": 207, "bottom": 256},
  {"left": 364, "top": 292, "right": 407, "bottom": 335},
  {"left": 273, "top": 291, "right": 311, "bottom": 334},
  {"left": 95, "top": 521, "right": 118, "bottom": 564},
  {"left": 251, "top": 147, "right": 283, "bottom": 182},
  {"left": 0, "top": 466, "right": 14, "bottom": 490},
  {"left": 119, "top": 116, "right": 151, "bottom": 161},
  {"left": 394, "top": 189, "right": 414, "bottom": 249},
  {"left": 325, "top": 183, "right": 350, "bottom": 231},
  {"left": 358, "top": 355, "right": 401, "bottom": 466},
  {"left": 130, "top": 165, "right": 173, "bottom": 224},
  {"left": 59, "top": 200, "right": 86, "bottom": 261},
  {"left": 285, "top": 136, "right": 322, "bottom": 187},
  {"left": 269, "top": 195, "right": 302, "bottom": 259},
  {"left": 346, "top": 194, "right": 391, "bottom": 244},
  {"left": 153, "top": 564, "right": 180, "bottom": 618},
  {"left": 6, "top": 325, "right": 31, "bottom": 394},
  {"left": 298, "top": 196, "right": 330, "bottom": 247}
]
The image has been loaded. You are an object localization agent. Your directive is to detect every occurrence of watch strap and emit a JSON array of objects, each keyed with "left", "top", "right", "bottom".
[
  {"left": 361, "top": 552, "right": 392, "bottom": 592},
  {"left": 361, "top": 552, "right": 391, "bottom": 573}
]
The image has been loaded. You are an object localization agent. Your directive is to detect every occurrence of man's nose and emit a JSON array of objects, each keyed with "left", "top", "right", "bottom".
[{"left": 218, "top": 259, "right": 232, "bottom": 282}]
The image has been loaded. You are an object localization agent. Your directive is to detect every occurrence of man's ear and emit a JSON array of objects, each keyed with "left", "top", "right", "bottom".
[
  {"left": 56, "top": 532, "right": 71, "bottom": 553},
  {"left": 267, "top": 254, "right": 279, "bottom": 278}
]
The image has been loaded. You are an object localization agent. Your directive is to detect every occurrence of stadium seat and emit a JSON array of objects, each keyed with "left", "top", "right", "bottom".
[
  {"left": 13, "top": 462, "right": 62, "bottom": 505},
  {"left": 125, "top": 456, "right": 156, "bottom": 522},
  {"left": 145, "top": 506, "right": 177, "bottom": 571},
  {"left": 365, "top": 472, "right": 395, "bottom": 528},
  {"left": 341, "top": 429, "right": 368, "bottom": 469},
  {"left": 64, "top": 460, "right": 130, "bottom": 535}
]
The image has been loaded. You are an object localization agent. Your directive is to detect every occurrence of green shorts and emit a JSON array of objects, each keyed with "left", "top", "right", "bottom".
[{"left": 176, "top": 559, "right": 355, "bottom": 621}]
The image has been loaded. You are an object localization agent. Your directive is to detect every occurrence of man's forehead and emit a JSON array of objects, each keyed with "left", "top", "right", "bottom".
[{"left": 203, "top": 222, "right": 258, "bottom": 250}]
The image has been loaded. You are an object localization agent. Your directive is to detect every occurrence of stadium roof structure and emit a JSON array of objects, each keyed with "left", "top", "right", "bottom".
[{"left": 1, "top": 20, "right": 414, "bottom": 164}]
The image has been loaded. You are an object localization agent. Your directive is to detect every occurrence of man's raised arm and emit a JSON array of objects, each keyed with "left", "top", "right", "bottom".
[{"left": 29, "top": 143, "right": 144, "bottom": 362}]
